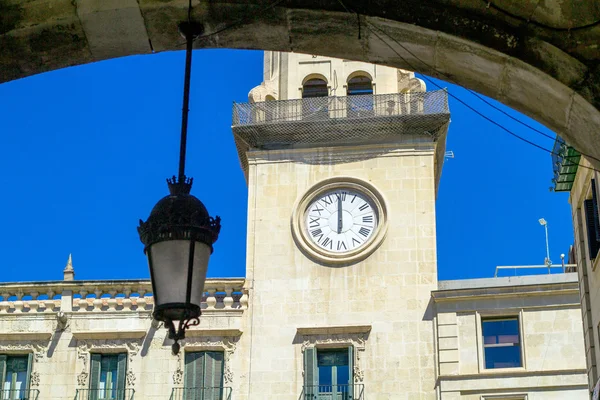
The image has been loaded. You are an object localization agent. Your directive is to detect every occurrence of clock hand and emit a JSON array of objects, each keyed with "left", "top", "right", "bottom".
[{"left": 337, "top": 193, "right": 343, "bottom": 233}]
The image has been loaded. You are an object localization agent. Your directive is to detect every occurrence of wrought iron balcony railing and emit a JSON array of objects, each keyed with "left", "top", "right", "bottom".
[
  {"left": 169, "top": 387, "right": 232, "bottom": 400},
  {"left": 0, "top": 389, "right": 40, "bottom": 400},
  {"left": 74, "top": 389, "right": 135, "bottom": 400},
  {"left": 301, "top": 384, "right": 364, "bottom": 400}
]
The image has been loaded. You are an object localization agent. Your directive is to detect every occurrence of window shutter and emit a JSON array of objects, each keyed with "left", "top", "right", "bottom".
[
  {"left": 303, "top": 347, "right": 317, "bottom": 399},
  {"left": 116, "top": 353, "right": 127, "bottom": 400},
  {"left": 347, "top": 346, "right": 354, "bottom": 399},
  {"left": 592, "top": 179, "right": 600, "bottom": 242},
  {"left": 203, "top": 351, "right": 224, "bottom": 399},
  {"left": 585, "top": 199, "right": 600, "bottom": 259},
  {"left": 25, "top": 353, "right": 33, "bottom": 394},
  {"left": 89, "top": 354, "right": 101, "bottom": 400},
  {"left": 0, "top": 355, "right": 6, "bottom": 396},
  {"left": 184, "top": 352, "right": 204, "bottom": 400}
]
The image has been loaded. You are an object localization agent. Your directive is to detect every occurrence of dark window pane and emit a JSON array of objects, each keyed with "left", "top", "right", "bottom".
[
  {"left": 483, "top": 319, "right": 520, "bottom": 345},
  {"left": 484, "top": 345, "right": 522, "bottom": 369},
  {"left": 347, "top": 76, "right": 373, "bottom": 96},
  {"left": 303, "top": 79, "right": 328, "bottom": 98}
]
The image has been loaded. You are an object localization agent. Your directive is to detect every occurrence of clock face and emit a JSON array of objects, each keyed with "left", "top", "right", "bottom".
[{"left": 304, "top": 189, "right": 378, "bottom": 253}]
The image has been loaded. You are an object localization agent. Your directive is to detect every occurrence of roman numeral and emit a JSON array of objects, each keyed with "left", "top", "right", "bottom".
[
  {"left": 352, "top": 238, "right": 361, "bottom": 246},
  {"left": 313, "top": 206, "right": 324, "bottom": 215},
  {"left": 358, "top": 203, "right": 369, "bottom": 211},
  {"left": 362, "top": 215, "right": 373, "bottom": 223},
  {"left": 309, "top": 217, "right": 320, "bottom": 228},
  {"left": 351, "top": 195, "right": 357, "bottom": 203},
  {"left": 359, "top": 227, "right": 371, "bottom": 237},
  {"left": 337, "top": 241, "right": 347, "bottom": 251},
  {"left": 336, "top": 191, "right": 347, "bottom": 201},
  {"left": 322, "top": 237, "right": 333, "bottom": 249},
  {"left": 322, "top": 196, "right": 332, "bottom": 205},
  {"left": 311, "top": 228, "right": 323, "bottom": 237}
]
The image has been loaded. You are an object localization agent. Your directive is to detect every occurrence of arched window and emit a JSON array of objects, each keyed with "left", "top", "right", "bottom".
[
  {"left": 302, "top": 78, "right": 328, "bottom": 98},
  {"left": 347, "top": 75, "right": 374, "bottom": 117},
  {"left": 347, "top": 76, "right": 373, "bottom": 96}
]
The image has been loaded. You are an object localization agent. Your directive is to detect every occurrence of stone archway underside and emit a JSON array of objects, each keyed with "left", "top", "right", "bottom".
[{"left": 1, "top": 0, "right": 600, "bottom": 167}]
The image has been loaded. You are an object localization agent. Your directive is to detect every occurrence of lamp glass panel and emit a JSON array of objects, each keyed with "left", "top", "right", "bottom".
[{"left": 149, "top": 240, "right": 191, "bottom": 306}]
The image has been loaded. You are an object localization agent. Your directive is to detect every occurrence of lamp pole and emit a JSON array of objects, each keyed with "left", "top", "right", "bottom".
[{"left": 538, "top": 218, "right": 551, "bottom": 272}]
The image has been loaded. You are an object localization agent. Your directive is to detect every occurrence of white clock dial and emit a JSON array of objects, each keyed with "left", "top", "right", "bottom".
[{"left": 305, "top": 189, "right": 378, "bottom": 253}]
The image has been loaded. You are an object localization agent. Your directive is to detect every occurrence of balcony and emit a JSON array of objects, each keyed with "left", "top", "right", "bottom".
[
  {"left": 231, "top": 91, "right": 450, "bottom": 173},
  {"left": 0, "top": 389, "right": 40, "bottom": 400},
  {"left": 169, "top": 387, "right": 232, "bottom": 400},
  {"left": 74, "top": 389, "right": 135, "bottom": 400},
  {"left": 301, "top": 384, "right": 364, "bottom": 400},
  {"left": 551, "top": 136, "right": 581, "bottom": 192}
]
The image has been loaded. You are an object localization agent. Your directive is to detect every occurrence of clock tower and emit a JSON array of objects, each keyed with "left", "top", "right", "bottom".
[{"left": 232, "top": 52, "right": 450, "bottom": 399}]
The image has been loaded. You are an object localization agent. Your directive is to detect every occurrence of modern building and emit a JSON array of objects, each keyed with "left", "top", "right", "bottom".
[
  {"left": 552, "top": 138, "right": 600, "bottom": 395},
  {"left": 0, "top": 53, "right": 589, "bottom": 400}
]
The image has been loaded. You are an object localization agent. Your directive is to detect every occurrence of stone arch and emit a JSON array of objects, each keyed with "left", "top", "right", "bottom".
[
  {"left": 346, "top": 70, "right": 374, "bottom": 84},
  {"left": 2, "top": 1, "right": 600, "bottom": 166},
  {"left": 301, "top": 73, "right": 329, "bottom": 86}
]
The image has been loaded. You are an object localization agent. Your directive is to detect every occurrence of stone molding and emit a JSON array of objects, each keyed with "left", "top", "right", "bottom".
[
  {"left": 76, "top": 338, "right": 141, "bottom": 388},
  {"left": 0, "top": 332, "right": 52, "bottom": 341},
  {"left": 72, "top": 330, "right": 147, "bottom": 340},
  {"left": 184, "top": 328, "right": 243, "bottom": 337},
  {"left": 299, "top": 330, "right": 369, "bottom": 384},
  {"left": 296, "top": 325, "right": 371, "bottom": 335}
]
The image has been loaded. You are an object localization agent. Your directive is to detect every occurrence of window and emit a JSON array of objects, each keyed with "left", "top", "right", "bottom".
[
  {"left": 347, "top": 76, "right": 373, "bottom": 117},
  {"left": 304, "top": 347, "right": 354, "bottom": 399},
  {"left": 584, "top": 179, "right": 600, "bottom": 260},
  {"left": 302, "top": 78, "right": 329, "bottom": 121},
  {"left": 347, "top": 76, "right": 373, "bottom": 96},
  {"left": 302, "top": 79, "right": 328, "bottom": 98},
  {"left": 184, "top": 351, "right": 225, "bottom": 400},
  {"left": 89, "top": 354, "right": 127, "bottom": 400},
  {"left": 0, "top": 355, "right": 32, "bottom": 400},
  {"left": 482, "top": 317, "right": 522, "bottom": 369}
]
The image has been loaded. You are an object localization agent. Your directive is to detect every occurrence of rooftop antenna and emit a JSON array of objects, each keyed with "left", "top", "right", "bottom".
[{"left": 538, "top": 218, "right": 552, "bottom": 272}]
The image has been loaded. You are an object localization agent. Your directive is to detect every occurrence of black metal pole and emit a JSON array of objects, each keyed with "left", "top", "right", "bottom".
[{"left": 178, "top": 29, "right": 194, "bottom": 181}]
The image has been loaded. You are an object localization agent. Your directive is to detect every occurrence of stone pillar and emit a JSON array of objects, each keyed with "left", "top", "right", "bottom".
[{"left": 61, "top": 254, "right": 74, "bottom": 312}]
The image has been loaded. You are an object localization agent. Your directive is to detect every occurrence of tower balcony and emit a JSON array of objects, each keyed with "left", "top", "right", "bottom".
[{"left": 231, "top": 90, "right": 450, "bottom": 173}]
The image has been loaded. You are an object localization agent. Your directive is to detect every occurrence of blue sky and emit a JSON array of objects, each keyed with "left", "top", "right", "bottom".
[{"left": 0, "top": 49, "right": 573, "bottom": 282}]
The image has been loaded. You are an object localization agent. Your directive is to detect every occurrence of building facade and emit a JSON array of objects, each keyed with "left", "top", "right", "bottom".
[
  {"left": 553, "top": 140, "right": 600, "bottom": 394},
  {"left": 0, "top": 53, "right": 589, "bottom": 400}
]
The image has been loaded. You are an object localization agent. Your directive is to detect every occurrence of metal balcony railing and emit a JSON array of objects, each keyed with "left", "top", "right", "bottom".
[
  {"left": 233, "top": 91, "right": 448, "bottom": 126},
  {"left": 551, "top": 136, "right": 581, "bottom": 192},
  {"left": 169, "top": 387, "right": 232, "bottom": 400},
  {"left": 301, "top": 384, "right": 364, "bottom": 400},
  {"left": 0, "top": 389, "right": 40, "bottom": 400},
  {"left": 74, "top": 389, "right": 135, "bottom": 400},
  {"left": 231, "top": 91, "right": 450, "bottom": 176}
]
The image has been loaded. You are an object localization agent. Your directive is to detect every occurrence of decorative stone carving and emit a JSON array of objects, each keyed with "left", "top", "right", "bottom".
[
  {"left": 353, "top": 365, "right": 364, "bottom": 382},
  {"left": 173, "top": 352, "right": 183, "bottom": 384},
  {"left": 299, "top": 332, "right": 368, "bottom": 385},
  {"left": 77, "top": 371, "right": 88, "bottom": 387},
  {"left": 126, "top": 370, "right": 136, "bottom": 386},
  {"left": 0, "top": 342, "right": 47, "bottom": 361},
  {"left": 30, "top": 371, "right": 40, "bottom": 387},
  {"left": 76, "top": 339, "right": 142, "bottom": 388}
]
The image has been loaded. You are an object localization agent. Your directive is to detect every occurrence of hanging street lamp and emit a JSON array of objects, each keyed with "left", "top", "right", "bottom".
[{"left": 137, "top": 4, "right": 220, "bottom": 355}]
